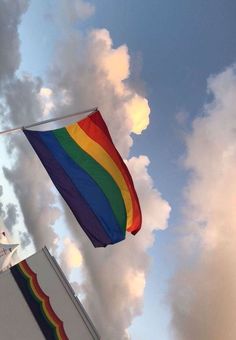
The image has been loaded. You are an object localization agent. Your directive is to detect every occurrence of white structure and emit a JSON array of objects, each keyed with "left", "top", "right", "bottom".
[
  {"left": 0, "top": 229, "right": 19, "bottom": 271},
  {"left": 0, "top": 247, "right": 100, "bottom": 340},
  {"left": 0, "top": 242, "right": 18, "bottom": 271}
]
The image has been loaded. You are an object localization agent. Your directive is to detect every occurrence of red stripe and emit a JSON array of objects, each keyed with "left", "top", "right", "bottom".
[
  {"left": 79, "top": 111, "right": 142, "bottom": 233},
  {"left": 89, "top": 110, "right": 112, "bottom": 140}
]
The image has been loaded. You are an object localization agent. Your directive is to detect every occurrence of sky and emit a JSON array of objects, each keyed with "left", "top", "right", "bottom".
[{"left": 0, "top": 1, "right": 236, "bottom": 339}]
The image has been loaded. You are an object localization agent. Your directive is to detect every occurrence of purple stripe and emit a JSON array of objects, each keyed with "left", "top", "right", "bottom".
[{"left": 23, "top": 129, "right": 112, "bottom": 247}]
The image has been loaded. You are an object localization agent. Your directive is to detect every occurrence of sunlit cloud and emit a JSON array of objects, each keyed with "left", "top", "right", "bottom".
[{"left": 168, "top": 64, "right": 236, "bottom": 340}]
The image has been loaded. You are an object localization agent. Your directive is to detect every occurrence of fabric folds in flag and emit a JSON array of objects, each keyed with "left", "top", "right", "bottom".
[{"left": 23, "top": 110, "right": 142, "bottom": 247}]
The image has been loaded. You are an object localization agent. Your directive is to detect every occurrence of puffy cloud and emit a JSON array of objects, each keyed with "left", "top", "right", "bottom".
[
  {"left": 125, "top": 94, "right": 150, "bottom": 134},
  {"left": 92, "top": 29, "right": 130, "bottom": 94},
  {"left": 49, "top": 28, "right": 150, "bottom": 156},
  {"left": 168, "top": 65, "right": 236, "bottom": 340}
]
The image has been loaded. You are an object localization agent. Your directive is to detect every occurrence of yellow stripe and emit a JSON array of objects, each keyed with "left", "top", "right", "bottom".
[{"left": 66, "top": 123, "right": 133, "bottom": 228}]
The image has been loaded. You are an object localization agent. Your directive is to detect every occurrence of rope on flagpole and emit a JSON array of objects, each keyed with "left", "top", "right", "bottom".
[{"left": 0, "top": 107, "right": 98, "bottom": 136}]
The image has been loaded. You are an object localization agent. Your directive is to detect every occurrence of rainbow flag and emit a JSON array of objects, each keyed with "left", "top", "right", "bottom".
[
  {"left": 11, "top": 260, "right": 68, "bottom": 340},
  {"left": 23, "top": 111, "right": 142, "bottom": 247}
]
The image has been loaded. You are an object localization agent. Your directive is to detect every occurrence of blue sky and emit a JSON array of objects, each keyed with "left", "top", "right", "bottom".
[{"left": 2, "top": 1, "right": 236, "bottom": 339}]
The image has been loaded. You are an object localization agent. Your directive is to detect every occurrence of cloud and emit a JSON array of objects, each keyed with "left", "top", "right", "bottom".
[
  {"left": 125, "top": 94, "right": 150, "bottom": 134},
  {"left": 19, "top": 230, "right": 31, "bottom": 249},
  {"left": 0, "top": 186, "right": 18, "bottom": 233},
  {"left": 3, "top": 203, "right": 18, "bottom": 232},
  {"left": 0, "top": 0, "right": 28, "bottom": 86},
  {"left": 2, "top": 74, "right": 61, "bottom": 251},
  {"left": 38, "top": 87, "right": 55, "bottom": 116},
  {"left": 3, "top": 158, "right": 60, "bottom": 250},
  {"left": 59, "top": 0, "right": 95, "bottom": 22},
  {"left": 168, "top": 65, "right": 236, "bottom": 340},
  {"left": 59, "top": 237, "right": 83, "bottom": 274},
  {"left": 0, "top": 2, "right": 62, "bottom": 253},
  {"left": 49, "top": 28, "right": 151, "bottom": 156}
]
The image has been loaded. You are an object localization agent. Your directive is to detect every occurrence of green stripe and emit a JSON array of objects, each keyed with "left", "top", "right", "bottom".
[{"left": 53, "top": 128, "right": 126, "bottom": 231}]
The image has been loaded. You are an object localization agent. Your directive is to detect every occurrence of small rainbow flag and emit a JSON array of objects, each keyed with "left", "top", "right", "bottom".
[
  {"left": 11, "top": 260, "right": 68, "bottom": 340},
  {"left": 23, "top": 110, "right": 142, "bottom": 247}
]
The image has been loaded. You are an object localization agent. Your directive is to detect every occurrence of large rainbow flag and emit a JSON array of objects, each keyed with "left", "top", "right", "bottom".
[{"left": 23, "top": 110, "right": 142, "bottom": 247}]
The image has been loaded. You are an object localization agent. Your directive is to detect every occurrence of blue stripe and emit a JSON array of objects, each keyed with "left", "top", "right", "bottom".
[{"left": 38, "top": 130, "right": 125, "bottom": 243}]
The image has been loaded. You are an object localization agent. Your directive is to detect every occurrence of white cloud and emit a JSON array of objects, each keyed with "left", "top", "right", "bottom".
[
  {"left": 125, "top": 269, "right": 146, "bottom": 299},
  {"left": 125, "top": 94, "right": 150, "bottom": 134},
  {"left": 168, "top": 64, "right": 236, "bottom": 340},
  {"left": 38, "top": 87, "right": 55, "bottom": 116},
  {"left": 59, "top": 237, "right": 83, "bottom": 274}
]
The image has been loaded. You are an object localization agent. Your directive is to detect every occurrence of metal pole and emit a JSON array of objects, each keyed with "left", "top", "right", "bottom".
[{"left": 0, "top": 107, "right": 98, "bottom": 136}]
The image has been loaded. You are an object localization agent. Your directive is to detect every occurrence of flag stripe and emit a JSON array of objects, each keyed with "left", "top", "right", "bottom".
[
  {"left": 80, "top": 112, "right": 142, "bottom": 233},
  {"left": 23, "top": 129, "right": 114, "bottom": 247},
  {"left": 39, "top": 131, "right": 125, "bottom": 243},
  {"left": 66, "top": 123, "right": 134, "bottom": 229},
  {"left": 53, "top": 128, "right": 126, "bottom": 231}
]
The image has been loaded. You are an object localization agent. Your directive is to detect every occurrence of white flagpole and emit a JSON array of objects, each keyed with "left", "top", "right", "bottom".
[{"left": 0, "top": 107, "right": 98, "bottom": 136}]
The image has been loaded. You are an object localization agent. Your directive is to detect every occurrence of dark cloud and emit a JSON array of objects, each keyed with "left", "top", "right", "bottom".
[
  {"left": 3, "top": 75, "right": 42, "bottom": 126},
  {"left": 4, "top": 203, "right": 18, "bottom": 232},
  {"left": 0, "top": 187, "right": 18, "bottom": 233},
  {"left": 0, "top": 0, "right": 29, "bottom": 86},
  {"left": 19, "top": 231, "right": 31, "bottom": 249}
]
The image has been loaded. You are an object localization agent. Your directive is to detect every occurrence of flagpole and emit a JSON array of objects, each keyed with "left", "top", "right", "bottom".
[{"left": 0, "top": 107, "right": 98, "bottom": 136}]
